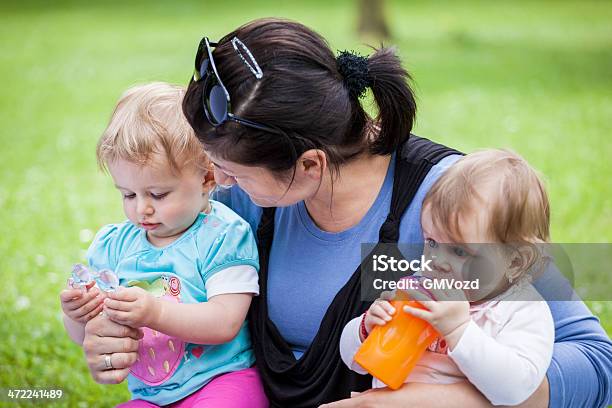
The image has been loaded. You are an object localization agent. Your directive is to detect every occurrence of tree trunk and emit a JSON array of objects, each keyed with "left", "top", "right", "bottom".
[{"left": 358, "top": 0, "right": 390, "bottom": 39}]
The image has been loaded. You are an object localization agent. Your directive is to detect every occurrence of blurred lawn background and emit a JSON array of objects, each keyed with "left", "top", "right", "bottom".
[{"left": 0, "top": 0, "right": 611, "bottom": 406}]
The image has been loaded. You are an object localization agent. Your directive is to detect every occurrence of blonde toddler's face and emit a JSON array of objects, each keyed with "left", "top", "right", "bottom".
[
  {"left": 420, "top": 206, "right": 511, "bottom": 303},
  {"left": 108, "top": 157, "right": 210, "bottom": 247}
]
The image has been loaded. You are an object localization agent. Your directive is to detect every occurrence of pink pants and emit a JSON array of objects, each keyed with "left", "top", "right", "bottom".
[{"left": 117, "top": 367, "right": 268, "bottom": 408}]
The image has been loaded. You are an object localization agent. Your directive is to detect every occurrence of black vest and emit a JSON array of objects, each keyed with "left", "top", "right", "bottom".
[{"left": 249, "top": 136, "right": 462, "bottom": 407}]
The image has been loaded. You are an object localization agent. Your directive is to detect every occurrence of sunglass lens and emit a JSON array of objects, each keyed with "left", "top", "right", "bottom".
[
  {"left": 209, "top": 85, "right": 228, "bottom": 124},
  {"left": 198, "top": 58, "right": 209, "bottom": 80}
]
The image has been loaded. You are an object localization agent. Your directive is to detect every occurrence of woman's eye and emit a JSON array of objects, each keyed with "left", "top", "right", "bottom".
[
  {"left": 151, "top": 192, "right": 169, "bottom": 200},
  {"left": 426, "top": 238, "right": 438, "bottom": 248},
  {"left": 123, "top": 193, "right": 136, "bottom": 200}
]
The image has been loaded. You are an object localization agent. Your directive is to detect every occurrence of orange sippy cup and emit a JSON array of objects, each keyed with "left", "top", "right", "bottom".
[{"left": 354, "top": 277, "right": 438, "bottom": 390}]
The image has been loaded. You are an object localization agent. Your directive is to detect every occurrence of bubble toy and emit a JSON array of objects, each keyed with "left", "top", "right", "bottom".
[{"left": 69, "top": 263, "right": 120, "bottom": 292}]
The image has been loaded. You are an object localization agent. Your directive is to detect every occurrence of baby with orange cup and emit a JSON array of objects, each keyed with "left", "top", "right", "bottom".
[{"left": 340, "top": 149, "right": 555, "bottom": 406}]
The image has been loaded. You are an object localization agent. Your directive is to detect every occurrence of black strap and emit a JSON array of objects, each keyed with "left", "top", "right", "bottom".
[{"left": 249, "top": 136, "right": 462, "bottom": 407}]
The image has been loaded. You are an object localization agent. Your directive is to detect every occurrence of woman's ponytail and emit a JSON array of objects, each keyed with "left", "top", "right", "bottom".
[
  {"left": 366, "top": 47, "right": 416, "bottom": 155},
  {"left": 184, "top": 19, "right": 418, "bottom": 177}
]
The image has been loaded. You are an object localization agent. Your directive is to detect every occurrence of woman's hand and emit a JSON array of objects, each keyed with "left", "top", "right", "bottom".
[
  {"left": 103, "top": 286, "right": 160, "bottom": 328},
  {"left": 82, "top": 314, "right": 142, "bottom": 384},
  {"left": 402, "top": 287, "right": 470, "bottom": 350},
  {"left": 60, "top": 281, "right": 105, "bottom": 323},
  {"left": 319, "top": 377, "right": 549, "bottom": 408},
  {"left": 319, "top": 382, "right": 489, "bottom": 408}
]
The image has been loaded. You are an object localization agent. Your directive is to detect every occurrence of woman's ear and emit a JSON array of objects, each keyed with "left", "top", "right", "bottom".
[
  {"left": 506, "top": 244, "right": 537, "bottom": 283},
  {"left": 297, "top": 149, "right": 327, "bottom": 181}
]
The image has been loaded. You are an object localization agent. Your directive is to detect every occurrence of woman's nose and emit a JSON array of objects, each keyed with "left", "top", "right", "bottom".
[{"left": 214, "top": 168, "right": 236, "bottom": 187}]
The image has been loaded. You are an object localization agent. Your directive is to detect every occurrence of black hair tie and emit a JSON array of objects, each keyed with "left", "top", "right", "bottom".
[{"left": 336, "top": 50, "right": 371, "bottom": 98}]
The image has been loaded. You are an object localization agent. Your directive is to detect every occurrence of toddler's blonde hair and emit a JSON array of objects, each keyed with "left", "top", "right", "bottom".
[
  {"left": 423, "top": 149, "right": 550, "bottom": 244},
  {"left": 97, "top": 82, "right": 209, "bottom": 174}
]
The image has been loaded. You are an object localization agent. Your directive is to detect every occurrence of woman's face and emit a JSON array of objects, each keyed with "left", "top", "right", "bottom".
[{"left": 209, "top": 153, "right": 317, "bottom": 207}]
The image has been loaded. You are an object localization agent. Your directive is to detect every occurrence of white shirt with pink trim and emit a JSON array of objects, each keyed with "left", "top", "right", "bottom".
[{"left": 340, "top": 281, "right": 554, "bottom": 406}]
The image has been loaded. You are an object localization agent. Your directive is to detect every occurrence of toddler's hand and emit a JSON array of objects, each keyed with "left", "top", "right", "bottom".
[
  {"left": 402, "top": 287, "right": 470, "bottom": 350},
  {"left": 363, "top": 296, "right": 397, "bottom": 341},
  {"left": 60, "top": 281, "right": 105, "bottom": 323},
  {"left": 103, "top": 286, "right": 160, "bottom": 329}
]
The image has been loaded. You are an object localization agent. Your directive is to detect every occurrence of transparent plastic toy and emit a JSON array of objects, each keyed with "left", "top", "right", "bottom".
[{"left": 69, "top": 263, "right": 120, "bottom": 292}]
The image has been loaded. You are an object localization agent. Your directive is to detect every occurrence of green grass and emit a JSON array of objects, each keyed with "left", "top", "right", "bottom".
[{"left": 0, "top": 0, "right": 610, "bottom": 406}]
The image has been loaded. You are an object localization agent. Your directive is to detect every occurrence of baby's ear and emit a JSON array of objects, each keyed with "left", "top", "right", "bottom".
[
  {"left": 202, "top": 167, "right": 216, "bottom": 192},
  {"left": 507, "top": 244, "right": 537, "bottom": 282}
]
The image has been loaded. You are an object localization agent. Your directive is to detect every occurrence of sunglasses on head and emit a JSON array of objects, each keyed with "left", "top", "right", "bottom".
[{"left": 192, "top": 36, "right": 284, "bottom": 136}]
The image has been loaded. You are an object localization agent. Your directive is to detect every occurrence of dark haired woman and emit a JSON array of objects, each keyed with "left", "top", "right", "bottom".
[{"left": 83, "top": 18, "right": 612, "bottom": 408}]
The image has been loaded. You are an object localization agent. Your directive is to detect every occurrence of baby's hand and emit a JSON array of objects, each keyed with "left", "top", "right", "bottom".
[
  {"left": 60, "top": 281, "right": 105, "bottom": 323},
  {"left": 103, "top": 287, "right": 159, "bottom": 329},
  {"left": 402, "top": 287, "right": 470, "bottom": 350},
  {"left": 363, "top": 297, "right": 397, "bottom": 341}
]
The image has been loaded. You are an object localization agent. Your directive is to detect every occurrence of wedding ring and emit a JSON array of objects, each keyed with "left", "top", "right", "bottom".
[{"left": 104, "top": 354, "right": 113, "bottom": 370}]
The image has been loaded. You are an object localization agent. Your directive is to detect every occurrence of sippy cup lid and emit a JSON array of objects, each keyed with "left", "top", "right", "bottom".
[{"left": 397, "top": 275, "right": 436, "bottom": 300}]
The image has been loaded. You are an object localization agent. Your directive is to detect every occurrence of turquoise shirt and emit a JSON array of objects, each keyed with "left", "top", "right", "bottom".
[{"left": 87, "top": 200, "right": 259, "bottom": 405}]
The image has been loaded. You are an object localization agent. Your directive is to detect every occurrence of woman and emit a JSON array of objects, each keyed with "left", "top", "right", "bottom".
[{"left": 83, "top": 18, "right": 612, "bottom": 407}]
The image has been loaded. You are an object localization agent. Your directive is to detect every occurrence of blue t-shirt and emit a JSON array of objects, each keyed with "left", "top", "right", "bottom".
[
  {"left": 213, "top": 154, "right": 612, "bottom": 408},
  {"left": 87, "top": 201, "right": 259, "bottom": 406}
]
